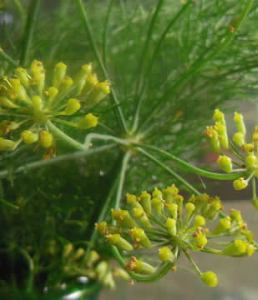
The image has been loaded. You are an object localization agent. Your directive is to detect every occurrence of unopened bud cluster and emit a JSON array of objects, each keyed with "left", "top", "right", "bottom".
[
  {"left": 45, "top": 240, "right": 129, "bottom": 289},
  {"left": 96, "top": 184, "right": 256, "bottom": 287},
  {"left": 205, "top": 109, "right": 258, "bottom": 206},
  {"left": 0, "top": 60, "right": 110, "bottom": 154}
]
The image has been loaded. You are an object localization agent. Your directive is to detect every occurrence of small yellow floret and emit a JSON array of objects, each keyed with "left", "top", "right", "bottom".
[
  {"left": 233, "top": 177, "right": 248, "bottom": 191},
  {"left": 21, "top": 130, "right": 38, "bottom": 144},
  {"left": 201, "top": 271, "right": 218, "bottom": 287}
]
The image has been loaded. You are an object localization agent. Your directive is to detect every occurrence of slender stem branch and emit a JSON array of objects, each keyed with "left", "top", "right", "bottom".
[
  {"left": 133, "top": 1, "right": 191, "bottom": 132},
  {"left": 13, "top": 0, "right": 26, "bottom": 22},
  {"left": 138, "top": 0, "right": 254, "bottom": 131},
  {"left": 85, "top": 156, "right": 121, "bottom": 257},
  {"left": 20, "top": 249, "right": 35, "bottom": 292},
  {"left": 47, "top": 121, "right": 85, "bottom": 150},
  {"left": 102, "top": 0, "right": 115, "bottom": 66},
  {"left": 0, "top": 144, "right": 116, "bottom": 179},
  {"left": 76, "top": 0, "right": 128, "bottom": 133},
  {"left": 114, "top": 151, "right": 131, "bottom": 209},
  {"left": 0, "top": 198, "right": 19, "bottom": 210},
  {"left": 184, "top": 250, "right": 201, "bottom": 275},
  {"left": 252, "top": 177, "right": 257, "bottom": 201},
  {"left": 0, "top": 48, "right": 18, "bottom": 67},
  {"left": 132, "top": 0, "right": 165, "bottom": 132},
  {"left": 20, "top": 0, "right": 41, "bottom": 66},
  {"left": 137, "top": 147, "right": 201, "bottom": 195},
  {"left": 138, "top": 144, "right": 242, "bottom": 181},
  {"left": 84, "top": 133, "right": 128, "bottom": 149}
]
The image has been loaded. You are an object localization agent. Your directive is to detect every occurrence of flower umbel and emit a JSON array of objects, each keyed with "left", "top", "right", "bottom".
[
  {"left": 96, "top": 184, "right": 256, "bottom": 287},
  {"left": 0, "top": 60, "right": 110, "bottom": 154},
  {"left": 205, "top": 109, "right": 258, "bottom": 207}
]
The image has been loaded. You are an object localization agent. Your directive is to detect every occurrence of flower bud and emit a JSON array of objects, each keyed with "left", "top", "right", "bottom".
[
  {"left": 233, "top": 177, "right": 248, "bottom": 191},
  {"left": 126, "top": 193, "right": 141, "bottom": 209},
  {"left": 152, "top": 197, "right": 164, "bottom": 215},
  {"left": 53, "top": 62, "right": 67, "bottom": 88},
  {"left": 106, "top": 234, "right": 133, "bottom": 251},
  {"left": 139, "top": 191, "right": 152, "bottom": 214},
  {"left": 15, "top": 67, "right": 30, "bottom": 87},
  {"left": 132, "top": 207, "right": 151, "bottom": 228},
  {"left": 242, "top": 143, "right": 254, "bottom": 153},
  {"left": 39, "top": 130, "right": 53, "bottom": 148},
  {"left": 72, "top": 248, "right": 85, "bottom": 260},
  {"left": 59, "top": 76, "right": 74, "bottom": 95},
  {"left": 95, "top": 221, "right": 108, "bottom": 235},
  {"left": 31, "top": 60, "right": 45, "bottom": 93},
  {"left": 230, "top": 209, "right": 243, "bottom": 225},
  {"left": 78, "top": 113, "right": 98, "bottom": 129},
  {"left": 213, "top": 217, "right": 231, "bottom": 234},
  {"left": 201, "top": 271, "right": 218, "bottom": 287},
  {"left": 215, "top": 123, "right": 229, "bottom": 149},
  {"left": 159, "top": 246, "right": 174, "bottom": 262},
  {"left": 9, "top": 78, "right": 28, "bottom": 102},
  {"left": 31, "top": 95, "right": 43, "bottom": 111},
  {"left": 213, "top": 109, "right": 225, "bottom": 124},
  {"left": 185, "top": 202, "right": 195, "bottom": 218},
  {"left": 193, "top": 230, "right": 207, "bottom": 249},
  {"left": 89, "top": 81, "right": 111, "bottom": 103},
  {"left": 0, "top": 137, "right": 16, "bottom": 151},
  {"left": 233, "top": 132, "right": 245, "bottom": 147},
  {"left": 129, "top": 227, "right": 151, "bottom": 248},
  {"left": 166, "top": 203, "right": 178, "bottom": 219},
  {"left": 217, "top": 155, "right": 232, "bottom": 173},
  {"left": 194, "top": 215, "right": 206, "bottom": 227},
  {"left": 222, "top": 239, "right": 252, "bottom": 257},
  {"left": 245, "top": 154, "right": 257, "bottom": 171},
  {"left": 45, "top": 86, "right": 59, "bottom": 105},
  {"left": 163, "top": 184, "right": 179, "bottom": 203},
  {"left": 111, "top": 209, "right": 136, "bottom": 228},
  {"left": 126, "top": 256, "right": 155, "bottom": 274},
  {"left": 166, "top": 218, "right": 177, "bottom": 236},
  {"left": 63, "top": 243, "right": 74, "bottom": 258},
  {"left": 21, "top": 130, "right": 38, "bottom": 144},
  {"left": 204, "top": 126, "right": 220, "bottom": 152},
  {"left": 234, "top": 112, "right": 246, "bottom": 135},
  {"left": 64, "top": 98, "right": 81, "bottom": 115}
]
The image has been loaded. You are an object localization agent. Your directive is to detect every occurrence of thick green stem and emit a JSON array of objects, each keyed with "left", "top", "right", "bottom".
[
  {"left": 137, "top": 147, "right": 200, "bottom": 195},
  {"left": 76, "top": 0, "right": 128, "bottom": 133},
  {"left": 114, "top": 151, "right": 131, "bottom": 209},
  {"left": 20, "top": 0, "right": 41, "bottom": 66},
  {"left": 86, "top": 151, "right": 130, "bottom": 257},
  {"left": 47, "top": 121, "right": 85, "bottom": 150},
  {"left": 139, "top": 144, "right": 242, "bottom": 181}
]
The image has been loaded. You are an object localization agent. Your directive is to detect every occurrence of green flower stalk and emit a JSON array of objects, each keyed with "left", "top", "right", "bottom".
[
  {"left": 96, "top": 184, "right": 256, "bottom": 287},
  {"left": 205, "top": 109, "right": 258, "bottom": 207},
  {"left": 0, "top": 60, "right": 110, "bottom": 154}
]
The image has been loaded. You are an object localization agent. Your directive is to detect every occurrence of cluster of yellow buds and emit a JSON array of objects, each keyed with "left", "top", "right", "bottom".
[
  {"left": 0, "top": 60, "right": 110, "bottom": 154},
  {"left": 205, "top": 109, "right": 258, "bottom": 206},
  {"left": 46, "top": 241, "right": 130, "bottom": 289},
  {"left": 96, "top": 184, "right": 256, "bottom": 287}
]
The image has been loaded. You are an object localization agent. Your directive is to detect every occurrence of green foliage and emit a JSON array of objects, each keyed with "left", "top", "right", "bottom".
[{"left": 0, "top": 0, "right": 258, "bottom": 296}]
